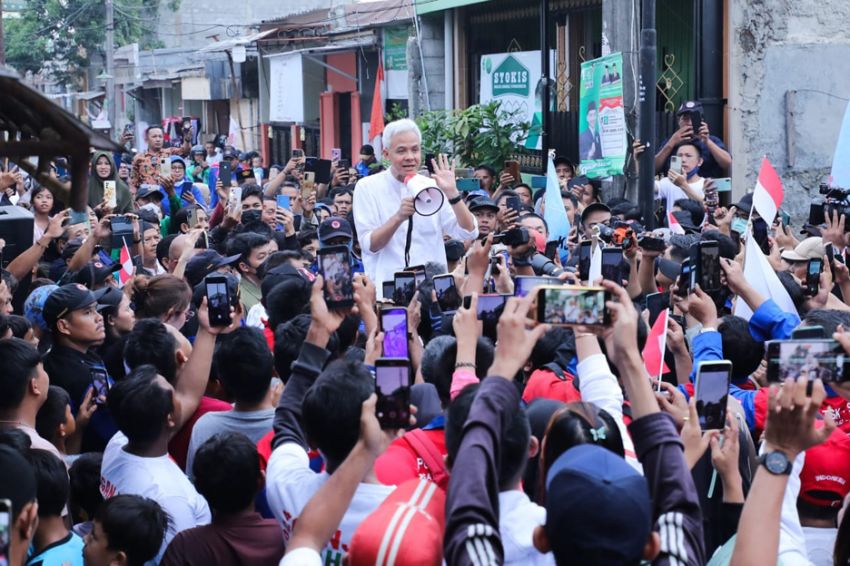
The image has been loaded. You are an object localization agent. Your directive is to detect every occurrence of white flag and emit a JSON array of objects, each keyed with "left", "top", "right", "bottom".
[{"left": 734, "top": 230, "right": 797, "bottom": 320}]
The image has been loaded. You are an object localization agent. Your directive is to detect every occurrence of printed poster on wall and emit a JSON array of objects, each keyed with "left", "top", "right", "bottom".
[
  {"left": 480, "top": 50, "right": 555, "bottom": 151},
  {"left": 578, "top": 52, "right": 627, "bottom": 179},
  {"left": 383, "top": 27, "right": 410, "bottom": 100},
  {"left": 268, "top": 52, "right": 304, "bottom": 123}
]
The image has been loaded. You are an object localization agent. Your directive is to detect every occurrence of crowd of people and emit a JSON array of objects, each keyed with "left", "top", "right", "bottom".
[{"left": 0, "top": 103, "right": 849, "bottom": 566}]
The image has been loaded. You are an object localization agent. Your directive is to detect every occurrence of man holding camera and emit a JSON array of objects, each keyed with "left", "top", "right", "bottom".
[{"left": 654, "top": 100, "right": 732, "bottom": 179}]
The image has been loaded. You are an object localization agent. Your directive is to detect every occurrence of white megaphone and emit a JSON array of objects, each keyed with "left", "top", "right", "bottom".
[{"left": 405, "top": 174, "right": 445, "bottom": 216}]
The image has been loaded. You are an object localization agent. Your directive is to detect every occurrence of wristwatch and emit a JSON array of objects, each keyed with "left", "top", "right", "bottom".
[{"left": 759, "top": 450, "right": 792, "bottom": 475}]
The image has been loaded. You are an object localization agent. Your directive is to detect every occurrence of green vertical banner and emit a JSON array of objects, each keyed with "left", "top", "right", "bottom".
[
  {"left": 578, "top": 53, "right": 627, "bottom": 179},
  {"left": 383, "top": 27, "right": 411, "bottom": 99}
]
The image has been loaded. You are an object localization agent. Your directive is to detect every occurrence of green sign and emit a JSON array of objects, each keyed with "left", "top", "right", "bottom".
[
  {"left": 491, "top": 55, "right": 530, "bottom": 97},
  {"left": 383, "top": 27, "right": 410, "bottom": 71},
  {"left": 578, "top": 52, "right": 627, "bottom": 179}
]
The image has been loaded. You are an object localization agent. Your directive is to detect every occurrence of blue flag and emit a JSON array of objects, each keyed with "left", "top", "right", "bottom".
[
  {"left": 543, "top": 156, "right": 571, "bottom": 262},
  {"left": 831, "top": 101, "right": 850, "bottom": 189}
]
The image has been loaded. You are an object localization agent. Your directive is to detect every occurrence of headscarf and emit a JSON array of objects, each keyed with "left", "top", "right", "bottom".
[{"left": 88, "top": 151, "right": 132, "bottom": 213}]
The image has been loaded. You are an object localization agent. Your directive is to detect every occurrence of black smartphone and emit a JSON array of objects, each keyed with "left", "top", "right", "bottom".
[
  {"left": 690, "top": 240, "right": 721, "bottom": 292},
  {"left": 433, "top": 274, "right": 461, "bottom": 312},
  {"left": 676, "top": 259, "right": 692, "bottom": 298},
  {"left": 109, "top": 215, "right": 134, "bottom": 250},
  {"left": 318, "top": 245, "right": 354, "bottom": 309},
  {"left": 393, "top": 271, "right": 416, "bottom": 306},
  {"left": 514, "top": 276, "right": 560, "bottom": 298},
  {"left": 689, "top": 111, "right": 703, "bottom": 135},
  {"left": 536, "top": 286, "right": 610, "bottom": 326},
  {"left": 645, "top": 291, "right": 670, "bottom": 328},
  {"left": 204, "top": 275, "right": 231, "bottom": 327},
  {"left": 380, "top": 307, "right": 409, "bottom": 359},
  {"left": 90, "top": 368, "right": 110, "bottom": 405},
  {"left": 219, "top": 161, "right": 232, "bottom": 185},
  {"left": 578, "top": 241, "right": 592, "bottom": 282},
  {"left": 766, "top": 339, "right": 850, "bottom": 382},
  {"left": 406, "top": 265, "right": 427, "bottom": 287},
  {"left": 601, "top": 247, "right": 625, "bottom": 284},
  {"left": 695, "top": 360, "right": 732, "bottom": 430},
  {"left": 638, "top": 235, "right": 666, "bottom": 253},
  {"left": 375, "top": 358, "right": 412, "bottom": 429},
  {"left": 806, "top": 258, "right": 823, "bottom": 296},
  {"left": 809, "top": 203, "right": 826, "bottom": 226},
  {"left": 465, "top": 293, "right": 509, "bottom": 322},
  {"left": 826, "top": 243, "right": 839, "bottom": 275},
  {"left": 382, "top": 281, "right": 395, "bottom": 303},
  {"left": 292, "top": 148, "right": 304, "bottom": 159},
  {"left": 505, "top": 195, "right": 522, "bottom": 215},
  {"left": 791, "top": 326, "right": 826, "bottom": 339},
  {"left": 425, "top": 153, "right": 436, "bottom": 174}
]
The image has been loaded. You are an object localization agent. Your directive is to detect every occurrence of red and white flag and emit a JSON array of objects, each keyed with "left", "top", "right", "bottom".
[
  {"left": 733, "top": 227, "right": 797, "bottom": 320},
  {"left": 668, "top": 211, "right": 685, "bottom": 235},
  {"left": 642, "top": 309, "right": 671, "bottom": 384},
  {"left": 751, "top": 157, "right": 784, "bottom": 225},
  {"left": 118, "top": 241, "right": 134, "bottom": 287}
]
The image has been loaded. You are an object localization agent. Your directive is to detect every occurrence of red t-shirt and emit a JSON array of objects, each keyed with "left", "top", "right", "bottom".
[
  {"left": 168, "top": 395, "right": 233, "bottom": 471},
  {"left": 521, "top": 368, "right": 583, "bottom": 405},
  {"left": 375, "top": 429, "right": 448, "bottom": 491}
]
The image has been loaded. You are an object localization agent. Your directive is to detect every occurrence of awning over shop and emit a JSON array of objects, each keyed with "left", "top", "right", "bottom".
[{"left": 415, "top": 0, "right": 489, "bottom": 16}]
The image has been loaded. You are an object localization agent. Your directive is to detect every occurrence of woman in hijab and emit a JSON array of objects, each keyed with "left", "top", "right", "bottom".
[{"left": 88, "top": 151, "right": 132, "bottom": 215}]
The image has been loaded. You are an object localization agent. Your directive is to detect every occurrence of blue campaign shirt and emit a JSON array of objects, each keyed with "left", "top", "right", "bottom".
[
  {"left": 748, "top": 298, "right": 800, "bottom": 343},
  {"left": 26, "top": 532, "right": 84, "bottom": 566}
]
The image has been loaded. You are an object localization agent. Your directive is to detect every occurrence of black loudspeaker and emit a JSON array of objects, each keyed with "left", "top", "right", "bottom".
[{"left": 0, "top": 206, "right": 34, "bottom": 268}]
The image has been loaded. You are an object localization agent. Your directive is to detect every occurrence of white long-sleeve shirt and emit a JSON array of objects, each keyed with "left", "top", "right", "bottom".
[{"left": 353, "top": 170, "right": 478, "bottom": 297}]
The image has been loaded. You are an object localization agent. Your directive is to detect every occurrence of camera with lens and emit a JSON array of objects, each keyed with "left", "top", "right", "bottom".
[
  {"left": 593, "top": 221, "right": 636, "bottom": 250},
  {"left": 816, "top": 183, "right": 850, "bottom": 231},
  {"left": 491, "top": 227, "right": 530, "bottom": 247}
]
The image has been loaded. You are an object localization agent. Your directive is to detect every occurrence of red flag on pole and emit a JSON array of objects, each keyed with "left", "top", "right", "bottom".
[
  {"left": 668, "top": 211, "right": 685, "bottom": 235},
  {"left": 642, "top": 309, "right": 671, "bottom": 382},
  {"left": 369, "top": 61, "right": 385, "bottom": 142},
  {"left": 751, "top": 156, "right": 784, "bottom": 225}
]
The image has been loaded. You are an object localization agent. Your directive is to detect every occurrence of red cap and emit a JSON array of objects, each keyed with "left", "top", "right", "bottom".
[
  {"left": 348, "top": 479, "right": 445, "bottom": 566},
  {"left": 799, "top": 428, "right": 850, "bottom": 508}
]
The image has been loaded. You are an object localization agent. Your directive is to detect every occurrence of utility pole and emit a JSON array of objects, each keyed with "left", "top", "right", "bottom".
[
  {"left": 0, "top": 0, "right": 6, "bottom": 66},
  {"left": 638, "top": 0, "right": 657, "bottom": 228},
  {"left": 105, "top": 0, "right": 116, "bottom": 136}
]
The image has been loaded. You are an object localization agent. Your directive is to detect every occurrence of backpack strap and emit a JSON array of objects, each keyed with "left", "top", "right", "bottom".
[
  {"left": 401, "top": 429, "right": 449, "bottom": 488},
  {"left": 543, "top": 362, "right": 580, "bottom": 390}
]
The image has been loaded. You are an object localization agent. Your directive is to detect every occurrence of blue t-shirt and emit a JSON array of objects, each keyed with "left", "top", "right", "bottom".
[{"left": 27, "top": 532, "right": 85, "bottom": 566}]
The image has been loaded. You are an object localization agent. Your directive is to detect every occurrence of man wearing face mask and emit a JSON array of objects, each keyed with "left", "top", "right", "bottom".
[
  {"left": 655, "top": 100, "right": 732, "bottom": 178},
  {"left": 226, "top": 233, "right": 278, "bottom": 316}
]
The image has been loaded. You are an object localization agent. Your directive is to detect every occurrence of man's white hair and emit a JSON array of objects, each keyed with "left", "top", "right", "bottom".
[{"left": 382, "top": 118, "right": 422, "bottom": 149}]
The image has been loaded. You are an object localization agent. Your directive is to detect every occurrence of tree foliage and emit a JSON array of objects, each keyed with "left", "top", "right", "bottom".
[{"left": 3, "top": 0, "right": 179, "bottom": 86}]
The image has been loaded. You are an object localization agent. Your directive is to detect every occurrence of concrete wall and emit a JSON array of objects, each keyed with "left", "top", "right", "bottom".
[
  {"left": 409, "top": 13, "right": 446, "bottom": 114},
  {"left": 158, "top": 0, "right": 333, "bottom": 50},
  {"left": 727, "top": 0, "right": 850, "bottom": 219}
]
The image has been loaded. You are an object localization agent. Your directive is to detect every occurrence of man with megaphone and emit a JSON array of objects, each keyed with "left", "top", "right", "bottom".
[{"left": 353, "top": 119, "right": 478, "bottom": 297}]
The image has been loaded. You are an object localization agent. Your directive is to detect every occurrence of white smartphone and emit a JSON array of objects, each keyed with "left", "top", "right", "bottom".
[
  {"left": 228, "top": 186, "right": 242, "bottom": 212},
  {"left": 103, "top": 180, "right": 117, "bottom": 208},
  {"left": 159, "top": 156, "right": 172, "bottom": 178},
  {"left": 670, "top": 155, "right": 682, "bottom": 174}
]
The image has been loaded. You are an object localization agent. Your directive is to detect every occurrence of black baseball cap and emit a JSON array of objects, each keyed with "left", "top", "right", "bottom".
[
  {"left": 42, "top": 283, "right": 97, "bottom": 328},
  {"left": 93, "top": 286, "right": 124, "bottom": 311},
  {"left": 318, "top": 217, "right": 353, "bottom": 243},
  {"left": 469, "top": 197, "right": 499, "bottom": 213},
  {"left": 185, "top": 250, "right": 241, "bottom": 288},
  {"left": 72, "top": 261, "right": 122, "bottom": 288},
  {"left": 136, "top": 184, "right": 164, "bottom": 201},
  {"left": 677, "top": 100, "right": 704, "bottom": 115}
]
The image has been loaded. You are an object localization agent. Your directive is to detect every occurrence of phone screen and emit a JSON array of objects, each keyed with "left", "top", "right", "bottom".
[
  {"left": 206, "top": 277, "right": 231, "bottom": 326},
  {"left": 807, "top": 259, "right": 823, "bottom": 295},
  {"left": 537, "top": 287, "right": 609, "bottom": 326},
  {"left": 472, "top": 294, "right": 508, "bottom": 322},
  {"left": 646, "top": 292, "right": 670, "bottom": 328},
  {"left": 676, "top": 259, "right": 692, "bottom": 297},
  {"left": 292, "top": 149, "right": 304, "bottom": 159},
  {"left": 514, "top": 276, "right": 558, "bottom": 298},
  {"left": 375, "top": 362, "right": 411, "bottom": 429},
  {"left": 393, "top": 274, "right": 416, "bottom": 306},
  {"left": 382, "top": 281, "right": 395, "bottom": 302},
  {"left": 434, "top": 275, "right": 460, "bottom": 311},
  {"left": 578, "top": 241, "right": 592, "bottom": 282},
  {"left": 91, "top": 369, "right": 110, "bottom": 405},
  {"left": 696, "top": 363, "right": 731, "bottom": 430},
  {"left": 767, "top": 340, "right": 850, "bottom": 383},
  {"left": 381, "top": 309, "right": 409, "bottom": 359},
  {"left": 699, "top": 242, "right": 721, "bottom": 291},
  {"left": 319, "top": 248, "right": 354, "bottom": 308},
  {"left": 407, "top": 265, "right": 426, "bottom": 287},
  {"left": 0, "top": 498, "right": 10, "bottom": 564},
  {"left": 601, "top": 248, "right": 624, "bottom": 284}
]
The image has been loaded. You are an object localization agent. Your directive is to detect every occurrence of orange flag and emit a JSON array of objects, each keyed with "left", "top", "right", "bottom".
[{"left": 369, "top": 61, "right": 385, "bottom": 141}]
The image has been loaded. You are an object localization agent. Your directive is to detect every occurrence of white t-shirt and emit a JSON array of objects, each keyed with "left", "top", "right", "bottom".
[
  {"left": 801, "top": 526, "right": 837, "bottom": 566},
  {"left": 101, "top": 432, "right": 211, "bottom": 558},
  {"left": 266, "top": 443, "right": 395, "bottom": 565},
  {"left": 352, "top": 170, "right": 478, "bottom": 298},
  {"left": 655, "top": 177, "right": 705, "bottom": 216},
  {"left": 499, "top": 490, "right": 555, "bottom": 566}
]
